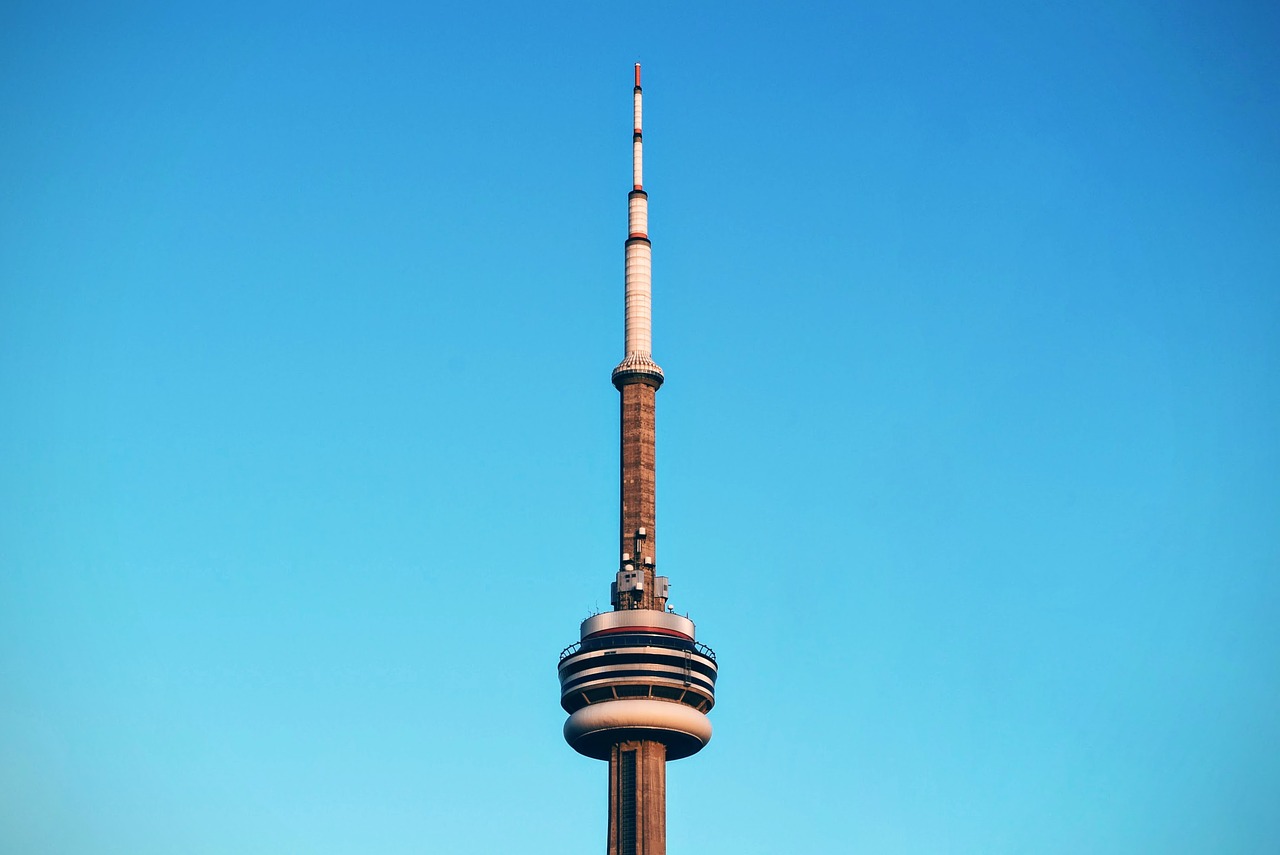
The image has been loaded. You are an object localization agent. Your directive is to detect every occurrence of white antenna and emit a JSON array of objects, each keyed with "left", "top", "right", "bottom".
[{"left": 622, "top": 64, "right": 655, "bottom": 366}]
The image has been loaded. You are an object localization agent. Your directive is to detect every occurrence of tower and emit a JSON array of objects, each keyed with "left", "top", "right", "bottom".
[{"left": 557, "top": 65, "right": 718, "bottom": 855}]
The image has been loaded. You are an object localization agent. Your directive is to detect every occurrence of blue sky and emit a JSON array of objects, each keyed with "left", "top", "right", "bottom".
[{"left": 2, "top": 2, "right": 1277, "bottom": 852}]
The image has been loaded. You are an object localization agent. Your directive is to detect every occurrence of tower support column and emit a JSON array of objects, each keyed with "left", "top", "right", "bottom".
[
  {"left": 608, "top": 739, "right": 667, "bottom": 855},
  {"left": 618, "top": 380, "right": 658, "bottom": 609}
]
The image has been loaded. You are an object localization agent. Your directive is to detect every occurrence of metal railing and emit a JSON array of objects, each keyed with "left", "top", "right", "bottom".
[{"left": 559, "top": 634, "right": 717, "bottom": 665}]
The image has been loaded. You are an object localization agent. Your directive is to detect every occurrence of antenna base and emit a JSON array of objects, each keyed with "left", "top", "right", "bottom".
[{"left": 612, "top": 354, "right": 665, "bottom": 389}]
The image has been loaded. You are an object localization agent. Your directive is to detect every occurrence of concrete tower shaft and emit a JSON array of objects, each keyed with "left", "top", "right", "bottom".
[{"left": 617, "top": 382, "right": 658, "bottom": 609}]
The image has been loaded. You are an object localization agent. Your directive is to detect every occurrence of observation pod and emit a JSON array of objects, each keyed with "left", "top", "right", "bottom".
[{"left": 559, "top": 611, "right": 717, "bottom": 760}]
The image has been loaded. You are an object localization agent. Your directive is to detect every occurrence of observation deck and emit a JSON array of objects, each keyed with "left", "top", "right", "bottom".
[{"left": 558, "top": 610, "right": 717, "bottom": 760}]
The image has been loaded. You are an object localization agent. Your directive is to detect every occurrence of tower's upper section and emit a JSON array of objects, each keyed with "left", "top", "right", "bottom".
[
  {"left": 559, "top": 64, "right": 716, "bottom": 765},
  {"left": 612, "top": 64, "right": 665, "bottom": 612},
  {"left": 613, "top": 63, "right": 663, "bottom": 389}
]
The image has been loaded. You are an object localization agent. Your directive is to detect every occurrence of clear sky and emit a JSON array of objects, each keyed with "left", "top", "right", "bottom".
[{"left": 2, "top": 2, "right": 1277, "bottom": 853}]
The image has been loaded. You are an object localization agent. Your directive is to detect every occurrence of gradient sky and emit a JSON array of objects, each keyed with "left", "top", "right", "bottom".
[{"left": 2, "top": 2, "right": 1277, "bottom": 853}]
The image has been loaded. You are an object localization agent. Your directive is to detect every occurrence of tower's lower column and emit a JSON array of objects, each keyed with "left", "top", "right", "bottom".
[{"left": 607, "top": 740, "right": 666, "bottom": 855}]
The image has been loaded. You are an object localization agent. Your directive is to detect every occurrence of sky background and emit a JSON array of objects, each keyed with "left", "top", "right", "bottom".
[{"left": 2, "top": 2, "right": 1278, "bottom": 853}]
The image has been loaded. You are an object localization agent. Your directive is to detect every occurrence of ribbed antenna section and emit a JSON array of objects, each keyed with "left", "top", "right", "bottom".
[{"left": 614, "top": 62, "right": 662, "bottom": 388}]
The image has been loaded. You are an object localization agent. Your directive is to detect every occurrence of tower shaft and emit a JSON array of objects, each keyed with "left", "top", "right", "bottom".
[
  {"left": 618, "top": 382, "right": 659, "bottom": 609},
  {"left": 608, "top": 740, "right": 666, "bottom": 855}
]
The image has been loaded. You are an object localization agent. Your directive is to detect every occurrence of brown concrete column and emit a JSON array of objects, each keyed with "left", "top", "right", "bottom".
[
  {"left": 607, "top": 740, "right": 667, "bottom": 855},
  {"left": 618, "top": 380, "right": 658, "bottom": 609}
]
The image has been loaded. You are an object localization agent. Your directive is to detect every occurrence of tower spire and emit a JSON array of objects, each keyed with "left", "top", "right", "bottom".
[
  {"left": 633, "top": 63, "right": 643, "bottom": 191},
  {"left": 616, "top": 64, "right": 661, "bottom": 385}
]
